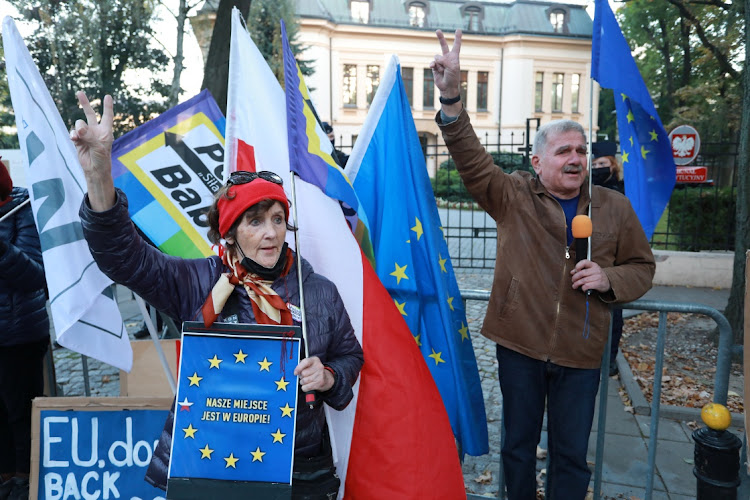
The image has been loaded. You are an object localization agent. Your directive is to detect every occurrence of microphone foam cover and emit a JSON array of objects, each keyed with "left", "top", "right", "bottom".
[{"left": 571, "top": 215, "right": 592, "bottom": 238}]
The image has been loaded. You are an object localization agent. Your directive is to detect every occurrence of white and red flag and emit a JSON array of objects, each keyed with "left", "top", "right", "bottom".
[{"left": 225, "top": 9, "right": 464, "bottom": 498}]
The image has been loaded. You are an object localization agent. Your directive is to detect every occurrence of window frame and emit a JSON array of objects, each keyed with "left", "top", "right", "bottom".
[
  {"left": 534, "top": 72, "right": 544, "bottom": 112},
  {"left": 551, "top": 72, "right": 564, "bottom": 113},
  {"left": 407, "top": 1, "right": 428, "bottom": 28},
  {"left": 350, "top": 0, "right": 371, "bottom": 24},
  {"left": 423, "top": 68, "right": 435, "bottom": 109},
  {"left": 343, "top": 64, "right": 358, "bottom": 107},
  {"left": 366, "top": 64, "right": 380, "bottom": 106},
  {"left": 477, "top": 71, "right": 488, "bottom": 111}
]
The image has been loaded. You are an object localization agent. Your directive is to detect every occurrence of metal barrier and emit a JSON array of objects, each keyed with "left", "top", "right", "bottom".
[{"left": 460, "top": 289, "right": 735, "bottom": 500}]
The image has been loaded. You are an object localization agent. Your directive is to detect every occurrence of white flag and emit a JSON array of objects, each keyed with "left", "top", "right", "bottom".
[{"left": 2, "top": 17, "right": 132, "bottom": 372}]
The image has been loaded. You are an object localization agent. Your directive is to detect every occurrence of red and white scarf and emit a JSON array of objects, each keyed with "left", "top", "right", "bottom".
[{"left": 202, "top": 248, "right": 294, "bottom": 327}]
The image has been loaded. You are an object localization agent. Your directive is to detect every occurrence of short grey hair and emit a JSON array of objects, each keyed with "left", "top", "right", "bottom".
[{"left": 532, "top": 119, "right": 586, "bottom": 156}]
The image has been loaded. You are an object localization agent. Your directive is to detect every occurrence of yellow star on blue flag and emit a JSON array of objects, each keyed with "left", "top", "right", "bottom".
[
  {"left": 349, "top": 58, "right": 488, "bottom": 457},
  {"left": 592, "top": 0, "right": 676, "bottom": 239}
]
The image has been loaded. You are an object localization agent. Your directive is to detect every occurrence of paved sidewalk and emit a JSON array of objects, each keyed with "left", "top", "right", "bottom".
[
  {"left": 49, "top": 277, "right": 747, "bottom": 498},
  {"left": 456, "top": 271, "right": 746, "bottom": 499}
]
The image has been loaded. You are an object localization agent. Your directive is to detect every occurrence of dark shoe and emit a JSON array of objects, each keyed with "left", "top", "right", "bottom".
[
  {"left": 133, "top": 324, "right": 150, "bottom": 339},
  {"left": 0, "top": 478, "right": 13, "bottom": 500},
  {"left": 7, "top": 478, "right": 28, "bottom": 500},
  {"left": 609, "top": 363, "right": 619, "bottom": 377}
]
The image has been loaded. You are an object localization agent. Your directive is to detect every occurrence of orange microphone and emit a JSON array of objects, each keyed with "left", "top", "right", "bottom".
[{"left": 571, "top": 215, "right": 592, "bottom": 264}]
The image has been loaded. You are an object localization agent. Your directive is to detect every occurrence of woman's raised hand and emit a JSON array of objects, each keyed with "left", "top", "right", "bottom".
[{"left": 70, "top": 92, "right": 116, "bottom": 211}]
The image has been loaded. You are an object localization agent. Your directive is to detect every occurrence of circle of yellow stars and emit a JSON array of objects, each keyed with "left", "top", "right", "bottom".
[{"left": 179, "top": 347, "right": 297, "bottom": 470}]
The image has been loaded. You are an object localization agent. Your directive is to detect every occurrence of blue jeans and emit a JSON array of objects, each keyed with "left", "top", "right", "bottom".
[{"left": 496, "top": 345, "right": 600, "bottom": 500}]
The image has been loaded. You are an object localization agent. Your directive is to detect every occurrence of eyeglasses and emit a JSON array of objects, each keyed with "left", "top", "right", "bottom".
[{"left": 226, "top": 170, "right": 283, "bottom": 186}]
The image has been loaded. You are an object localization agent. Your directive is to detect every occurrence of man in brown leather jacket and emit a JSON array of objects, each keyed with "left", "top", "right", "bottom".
[{"left": 431, "top": 30, "right": 655, "bottom": 499}]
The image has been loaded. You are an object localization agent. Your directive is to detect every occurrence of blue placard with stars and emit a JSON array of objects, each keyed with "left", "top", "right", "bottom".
[{"left": 167, "top": 322, "right": 300, "bottom": 494}]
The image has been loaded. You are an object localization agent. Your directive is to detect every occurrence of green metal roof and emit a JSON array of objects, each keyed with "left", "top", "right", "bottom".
[{"left": 296, "top": 0, "right": 593, "bottom": 38}]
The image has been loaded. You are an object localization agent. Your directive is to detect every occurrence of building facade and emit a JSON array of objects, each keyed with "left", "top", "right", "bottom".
[{"left": 192, "top": 0, "right": 597, "bottom": 176}]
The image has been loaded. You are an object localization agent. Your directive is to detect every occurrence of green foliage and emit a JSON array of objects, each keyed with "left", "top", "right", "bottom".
[
  {"left": 666, "top": 187, "right": 735, "bottom": 251},
  {"left": 247, "top": 0, "right": 312, "bottom": 85},
  {"left": 4, "top": 0, "right": 170, "bottom": 137},
  {"left": 617, "top": 0, "right": 744, "bottom": 141},
  {"left": 597, "top": 88, "right": 616, "bottom": 141},
  {"left": 432, "top": 152, "right": 529, "bottom": 202},
  {"left": 0, "top": 44, "right": 19, "bottom": 148}
]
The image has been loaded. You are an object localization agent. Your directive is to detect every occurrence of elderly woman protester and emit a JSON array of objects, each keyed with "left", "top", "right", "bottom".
[{"left": 71, "top": 92, "right": 363, "bottom": 499}]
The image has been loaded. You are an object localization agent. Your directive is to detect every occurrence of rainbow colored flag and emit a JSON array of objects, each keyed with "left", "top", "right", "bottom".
[
  {"left": 111, "top": 90, "right": 225, "bottom": 258},
  {"left": 279, "top": 21, "right": 374, "bottom": 265}
]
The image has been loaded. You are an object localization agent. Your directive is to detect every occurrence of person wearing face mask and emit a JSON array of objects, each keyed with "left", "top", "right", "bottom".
[
  {"left": 591, "top": 141, "right": 625, "bottom": 376},
  {"left": 72, "top": 91, "right": 363, "bottom": 499},
  {"left": 321, "top": 122, "right": 349, "bottom": 168},
  {"left": 431, "top": 29, "right": 655, "bottom": 499},
  {"left": 591, "top": 141, "right": 624, "bottom": 194}
]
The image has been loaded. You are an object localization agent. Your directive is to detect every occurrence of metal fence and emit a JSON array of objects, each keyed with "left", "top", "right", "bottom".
[
  {"left": 338, "top": 133, "right": 739, "bottom": 269},
  {"left": 460, "top": 290, "right": 738, "bottom": 500}
]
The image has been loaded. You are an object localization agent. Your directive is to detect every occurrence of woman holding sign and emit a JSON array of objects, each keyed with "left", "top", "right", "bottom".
[{"left": 71, "top": 92, "right": 363, "bottom": 499}]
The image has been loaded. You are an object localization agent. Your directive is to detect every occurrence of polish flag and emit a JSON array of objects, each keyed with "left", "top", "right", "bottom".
[{"left": 225, "top": 9, "right": 465, "bottom": 498}]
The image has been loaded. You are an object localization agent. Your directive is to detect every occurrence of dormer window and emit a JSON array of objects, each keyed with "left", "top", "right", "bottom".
[
  {"left": 351, "top": 1, "right": 370, "bottom": 24},
  {"left": 547, "top": 6, "right": 569, "bottom": 34},
  {"left": 461, "top": 3, "right": 484, "bottom": 32},
  {"left": 408, "top": 2, "right": 427, "bottom": 28}
]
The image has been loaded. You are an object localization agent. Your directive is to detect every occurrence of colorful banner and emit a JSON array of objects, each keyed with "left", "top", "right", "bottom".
[
  {"left": 168, "top": 323, "right": 300, "bottom": 496},
  {"left": 111, "top": 90, "right": 225, "bottom": 259},
  {"left": 279, "top": 20, "right": 374, "bottom": 265}
]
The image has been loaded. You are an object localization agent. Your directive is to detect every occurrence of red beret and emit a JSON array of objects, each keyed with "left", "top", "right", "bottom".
[{"left": 217, "top": 179, "right": 289, "bottom": 238}]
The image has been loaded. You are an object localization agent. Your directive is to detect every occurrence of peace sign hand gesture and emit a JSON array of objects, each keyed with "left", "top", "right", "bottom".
[
  {"left": 70, "top": 91, "right": 116, "bottom": 211},
  {"left": 430, "top": 29, "right": 462, "bottom": 99}
]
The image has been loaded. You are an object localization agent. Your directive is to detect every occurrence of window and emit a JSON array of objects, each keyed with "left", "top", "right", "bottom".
[
  {"left": 423, "top": 68, "right": 435, "bottom": 108},
  {"left": 402, "top": 67, "right": 414, "bottom": 106},
  {"left": 462, "top": 4, "right": 483, "bottom": 32},
  {"left": 460, "top": 70, "right": 468, "bottom": 105},
  {"left": 477, "top": 71, "right": 488, "bottom": 111},
  {"left": 366, "top": 65, "right": 380, "bottom": 105},
  {"left": 551, "top": 73, "right": 564, "bottom": 112},
  {"left": 351, "top": 1, "right": 370, "bottom": 24},
  {"left": 550, "top": 10, "right": 565, "bottom": 33},
  {"left": 343, "top": 64, "right": 357, "bottom": 106},
  {"left": 534, "top": 72, "right": 544, "bottom": 112},
  {"left": 571, "top": 73, "right": 580, "bottom": 113},
  {"left": 408, "top": 2, "right": 426, "bottom": 27}
]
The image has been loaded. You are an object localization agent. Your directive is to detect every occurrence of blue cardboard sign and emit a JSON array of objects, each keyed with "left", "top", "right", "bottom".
[
  {"left": 33, "top": 398, "right": 172, "bottom": 500},
  {"left": 168, "top": 323, "right": 300, "bottom": 495}
]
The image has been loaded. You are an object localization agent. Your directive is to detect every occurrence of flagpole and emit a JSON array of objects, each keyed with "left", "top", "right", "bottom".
[
  {"left": 134, "top": 293, "right": 176, "bottom": 394},
  {"left": 587, "top": 76, "right": 595, "bottom": 258},
  {"left": 0, "top": 198, "right": 30, "bottom": 223},
  {"left": 289, "top": 172, "right": 315, "bottom": 409}
]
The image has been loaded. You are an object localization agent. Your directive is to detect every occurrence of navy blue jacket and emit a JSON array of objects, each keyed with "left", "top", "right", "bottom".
[
  {"left": 0, "top": 187, "right": 49, "bottom": 346},
  {"left": 79, "top": 189, "right": 363, "bottom": 490}
]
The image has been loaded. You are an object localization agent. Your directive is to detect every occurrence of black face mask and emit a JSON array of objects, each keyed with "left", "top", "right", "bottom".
[
  {"left": 240, "top": 242, "right": 289, "bottom": 281},
  {"left": 591, "top": 168, "right": 611, "bottom": 186}
]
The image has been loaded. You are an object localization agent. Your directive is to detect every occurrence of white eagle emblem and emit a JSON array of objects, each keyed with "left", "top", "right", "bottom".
[{"left": 672, "top": 135, "right": 695, "bottom": 157}]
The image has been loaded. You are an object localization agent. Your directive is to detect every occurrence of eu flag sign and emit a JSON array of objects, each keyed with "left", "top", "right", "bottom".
[{"left": 167, "top": 322, "right": 301, "bottom": 499}]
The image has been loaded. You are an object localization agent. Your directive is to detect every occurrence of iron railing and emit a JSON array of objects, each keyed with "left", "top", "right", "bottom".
[
  {"left": 338, "top": 136, "right": 739, "bottom": 269},
  {"left": 460, "top": 290, "right": 737, "bottom": 500}
]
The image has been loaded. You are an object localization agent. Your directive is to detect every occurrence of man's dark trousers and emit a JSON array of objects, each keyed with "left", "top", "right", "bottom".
[{"left": 496, "top": 344, "right": 600, "bottom": 499}]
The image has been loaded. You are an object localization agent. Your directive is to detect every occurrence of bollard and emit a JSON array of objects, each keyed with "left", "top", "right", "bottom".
[{"left": 693, "top": 403, "right": 742, "bottom": 499}]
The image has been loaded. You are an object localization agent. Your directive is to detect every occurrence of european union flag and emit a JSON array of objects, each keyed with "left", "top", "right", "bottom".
[
  {"left": 168, "top": 324, "right": 300, "bottom": 490},
  {"left": 348, "top": 57, "right": 488, "bottom": 456},
  {"left": 591, "top": 0, "right": 675, "bottom": 239}
]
